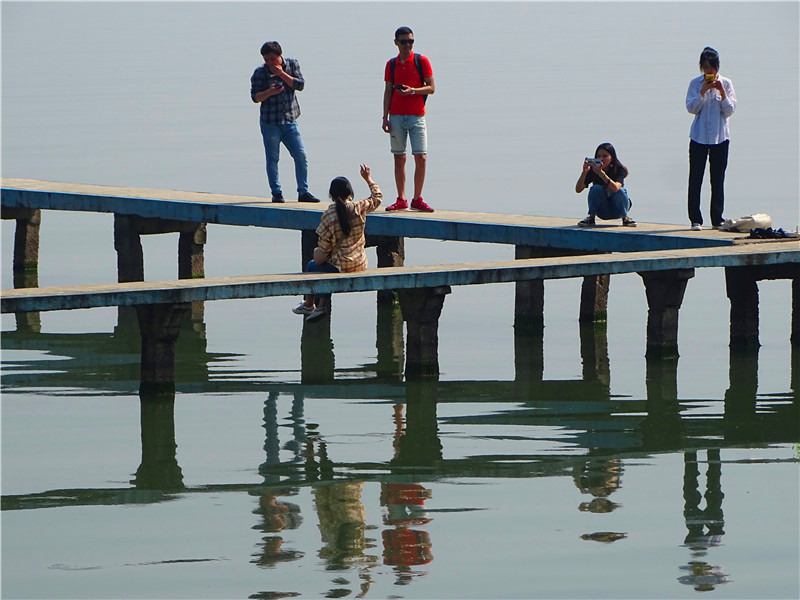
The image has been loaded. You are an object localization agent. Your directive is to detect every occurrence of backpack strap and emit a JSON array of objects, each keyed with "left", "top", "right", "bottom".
[
  {"left": 390, "top": 55, "right": 428, "bottom": 104},
  {"left": 414, "top": 54, "right": 427, "bottom": 104}
]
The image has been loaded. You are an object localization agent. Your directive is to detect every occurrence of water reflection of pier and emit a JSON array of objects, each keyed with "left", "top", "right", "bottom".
[
  {"left": 3, "top": 311, "right": 797, "bottom": 504},
  {"left": 4, "top": 312, "right": 797, "bottom": 597}
]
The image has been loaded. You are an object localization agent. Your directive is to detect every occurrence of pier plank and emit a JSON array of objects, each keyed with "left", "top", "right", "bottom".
[
  {"left": 2, "top": 177, "right": 751, "bottom": 252},
  {"left": 3, "top": 242, "right": 797, "bottom": 313}
]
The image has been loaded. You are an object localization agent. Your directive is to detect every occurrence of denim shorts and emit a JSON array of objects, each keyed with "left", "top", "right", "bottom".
[{"left": 389, "top": 114, "right": 427, "bottom": 155}]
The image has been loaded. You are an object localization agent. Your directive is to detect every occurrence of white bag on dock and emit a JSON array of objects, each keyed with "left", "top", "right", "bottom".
[{"left": 718, "top": 213, "right": 772, "bottom": 231}]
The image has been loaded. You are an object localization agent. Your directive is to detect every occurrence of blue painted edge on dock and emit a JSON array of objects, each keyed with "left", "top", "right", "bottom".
[
  {"left": 2, "top": 180, "right": 739, "bottom": 253},
  {"left": 3, "top": 242, "right": 797, "bottom": 314}
]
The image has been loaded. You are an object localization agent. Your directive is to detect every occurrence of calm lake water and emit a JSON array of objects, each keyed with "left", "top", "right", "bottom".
[{"left": 2, "top": 2, "right": 798, "bottom": 599}]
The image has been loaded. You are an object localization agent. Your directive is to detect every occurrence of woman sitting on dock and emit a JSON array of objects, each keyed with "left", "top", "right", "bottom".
[
  {"left": 292, "top": 164, "right": 382, "bottom": 321},
  {"left": 575, "top": 142, "right": 636, "bottom": 228}
]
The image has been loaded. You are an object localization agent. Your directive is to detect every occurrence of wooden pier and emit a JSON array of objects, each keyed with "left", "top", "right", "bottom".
[{"left": 2, "top": 178, "right": 799, "bottom": 389}]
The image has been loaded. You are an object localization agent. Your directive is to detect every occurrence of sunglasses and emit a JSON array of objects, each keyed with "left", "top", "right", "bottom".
[{"left": 397, "top": 39, "right": 415, "bottom": 45}]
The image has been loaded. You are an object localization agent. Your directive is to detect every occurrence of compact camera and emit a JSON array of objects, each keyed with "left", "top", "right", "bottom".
[{"left": 585, "top": 158, "right": 603, "bottom": 166}]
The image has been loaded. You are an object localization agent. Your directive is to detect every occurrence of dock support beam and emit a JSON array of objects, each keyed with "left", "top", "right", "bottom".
[
  {"left": 5, "top": 208, "right": 42, "bottom": 274},
  {"left": 2, "top": 208, "right": 42, "bottom": 332},
  {"left": 725, "top": 266, "right": 760, "bottom": 348},
  {"left": 366, "top": 234, "right": 405, "bottom": 305},
  {"left": 514, "top": 246, "right": 610, "bottom": 332},
  {"left": 794, "top": 278, "right": 800, "bottom": 346},
  {"left": 579, "top": 273, "right": 610, "bottom": 323},
  {"left": 114, "top": 215, "right": 206, "bottom": 283},
  {"left": 375, "top": 304, "right": 405, "bottom": 380},
  {"left": 136, "top": 303, "right": 189, "bottom": 395},
  {"left": 398, "top": 286, "right": 450, "bottom": 380},
  {"left": 725, "top": 264, "right": 800, "bottom": 348},
  {"left": 639, "top": 268, "right": 694, "bottom": 359}
]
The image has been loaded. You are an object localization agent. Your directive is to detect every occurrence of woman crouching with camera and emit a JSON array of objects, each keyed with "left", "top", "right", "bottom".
[
  {"left": 292, "top": 164, "right": 382, "bottom": 322},
  {"left": 575, "top": 142, "right": 636, "bottom": 228}
]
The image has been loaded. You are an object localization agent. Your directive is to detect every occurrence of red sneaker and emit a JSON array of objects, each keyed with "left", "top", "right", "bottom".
[
  {"left": 411, "top": 197, "right": 434, "bottom": 213},
  {"left": 386, "top": 197, "right": 408, "bottom": 211}
]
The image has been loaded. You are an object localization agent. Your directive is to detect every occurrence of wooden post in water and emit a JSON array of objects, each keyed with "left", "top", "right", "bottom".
[
  {"left": 514, "top": 245, "right": 610, "bottom": 331},
  {"left": 793, "top": 278, "right": 799, "bottom": 346},
  {"left": 301, "top": 315, "right": 335, "bottom": 384},
  {"left": 398, "top": 286, "right": 450, "bottom": 379},
  {"left": 725, "top": 263, "right": 799, "bottom": 348},
  {"left": 135, "top": 303, "right": 189, "bottom": 395},
  {"left": 178, "top": 224, "right": 207, "bottom": 279},
  {"left": 114, "top": 215, "right": 206, "bottom": 282},
  {"left": 2, "top": 208, "right": 42, "bottom": 332},
  {"left": 2, "top": 207, "right": 41, "bottom": 275},
  {"left": 725, "top": 266, "right": 760, "bottom": 348},
  {"left": 579, "top": 273, "right": 610, "bottom": 323},
  {"left": 114, "top": 215, "right": 146, "bottom": 282},
  {"left": 375, "top": 303, "right": 405, "bottom": 380},
  {"left": 639, "top": 268, "right": 694, "bottom": 359},
  {"left": 366, "top": 234, "right": 405, "bottom": 305}
]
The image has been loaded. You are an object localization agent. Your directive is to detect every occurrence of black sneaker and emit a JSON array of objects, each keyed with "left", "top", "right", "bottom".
[
  {"left": 272, "top": 192, "right": 285, "bottom": 203},
  {"left": 298, "top": 192, "right": 320, "bottom": 203}
]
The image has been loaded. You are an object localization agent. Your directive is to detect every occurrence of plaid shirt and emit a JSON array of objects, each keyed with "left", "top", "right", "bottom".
[
  {"left": 316, "top": 183, "right": 382, "bottom": 273},
  {"left": 250, "top": 57, "right": 304, "bottom": 124}
]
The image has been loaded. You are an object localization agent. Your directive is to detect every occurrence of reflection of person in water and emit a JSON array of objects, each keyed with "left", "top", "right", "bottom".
[
  {"left": 678, "top": 561, "right": 730, "bottom": 591},
  {"left": 314, "top": 481, "right": 378, "bottom": 597},
  {"left": 679, "top": 449, "right": 728, "bottom": 590},
  {"left": 314, "top": 481, "right": 376, "bottom": 568},
  {"left": 573, "top": 457, "right": 623, "bottom": 513},
  {"left": 380, "top": 482, "right": 433, "bottom": 581},
  {"left": 250, "top": 488, "right": 303, "bottom": 567},
  {"left": 573, "top": 457, "right": 627, "bottom": 543}
]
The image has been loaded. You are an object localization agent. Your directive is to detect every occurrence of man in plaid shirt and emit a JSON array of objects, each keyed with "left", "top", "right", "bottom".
[{"left": 251, "top": 41, "right": 319, "bottom": 203}]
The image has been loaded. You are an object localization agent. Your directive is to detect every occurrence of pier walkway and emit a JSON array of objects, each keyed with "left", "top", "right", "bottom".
[
  {"left": 1, "top": 242, "right": 795, "bottom": 313},
  {"left": 3, "top": 178, "right": 798, "bottom": 387},
  {"left": 1, "top": 177, "right": 748, "bottom": 252}
]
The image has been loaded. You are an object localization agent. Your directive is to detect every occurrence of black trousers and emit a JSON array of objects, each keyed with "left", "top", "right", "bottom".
[{"left": 687, "top": 139, "right": 729, "bottom": 226}]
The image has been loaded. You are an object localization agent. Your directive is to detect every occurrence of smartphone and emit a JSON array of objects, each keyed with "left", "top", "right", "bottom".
[
  {"left": 585, "top": 158, "right": 602, "bottom": 166},
  {"left": 704, "top": 73, "right": 715, "bottom": 83}
]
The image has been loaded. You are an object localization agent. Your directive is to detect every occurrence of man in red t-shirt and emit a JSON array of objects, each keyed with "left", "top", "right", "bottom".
[{"left": 382, "top": 26, "right": 436, "bottom": 213}]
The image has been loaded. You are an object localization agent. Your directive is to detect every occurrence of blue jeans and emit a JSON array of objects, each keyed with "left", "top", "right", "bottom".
[
  {"left": 304, "top": 259, "right": 339, "bottom": 303},
  {"left": 587, "top": 185, "right": 632, "bottom": 220},
  {"left": 259, "top": 121, "right": 309, "bottom": 196},
  {"left": 304, "top": 260, "right": 339, "bottom": 274}
]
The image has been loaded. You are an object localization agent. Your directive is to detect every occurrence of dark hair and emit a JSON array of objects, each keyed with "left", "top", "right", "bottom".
[
  {"left": 329, "top": 176, "right": 354, "bottom": 237},
  {"left": 699, "top": 46, "right": 720, "bottom": 70},
  {"left": 395, "top": 26, "right": 413, "bottom": 39},
  {"left": 595, "top": 142, "right": 628, "bottom": 180},
  {"left": 260, "top": 41, "right": 282, "bottom": 57}
]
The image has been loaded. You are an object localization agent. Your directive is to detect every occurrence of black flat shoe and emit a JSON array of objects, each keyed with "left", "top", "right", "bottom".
[{"left": 298, "top": 192, "right": 320, "bottom": 203}]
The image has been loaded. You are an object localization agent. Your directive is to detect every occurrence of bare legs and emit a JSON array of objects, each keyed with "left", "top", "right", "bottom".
[{"left": 393, "top": 153, "right": 427, "bottom": 200}]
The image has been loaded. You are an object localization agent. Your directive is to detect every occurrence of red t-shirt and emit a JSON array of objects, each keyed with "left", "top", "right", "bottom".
[{"left": 384, "top": 52, "right": 433, "bottom": 116}]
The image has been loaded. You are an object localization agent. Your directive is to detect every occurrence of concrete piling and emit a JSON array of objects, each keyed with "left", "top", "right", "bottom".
[
  {"left": 398, "top": 286, "right": 451, "bottom": 379},
  {"left": 5, "top": 208, "right": 41, "bottom": 274},
  {"left": 639, "top": 269, "right": 695, "bottom": 359},
  {"left": 135, "top": 303, "right": 189, "bottom": 395}
]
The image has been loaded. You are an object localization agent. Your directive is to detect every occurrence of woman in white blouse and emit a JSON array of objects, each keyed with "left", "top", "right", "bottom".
[{"left": 685, "top": 47, "right": 737, "bottom": 231}]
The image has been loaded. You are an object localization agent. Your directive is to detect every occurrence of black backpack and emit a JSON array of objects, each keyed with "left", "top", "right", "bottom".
[{"left": 390, "top": 54, "right": 428, "bottom": 104}]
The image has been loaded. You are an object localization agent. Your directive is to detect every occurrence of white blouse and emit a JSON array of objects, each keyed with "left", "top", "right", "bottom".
[{"left": 685, "top": 74, "right": 737, "bottom": 145}]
